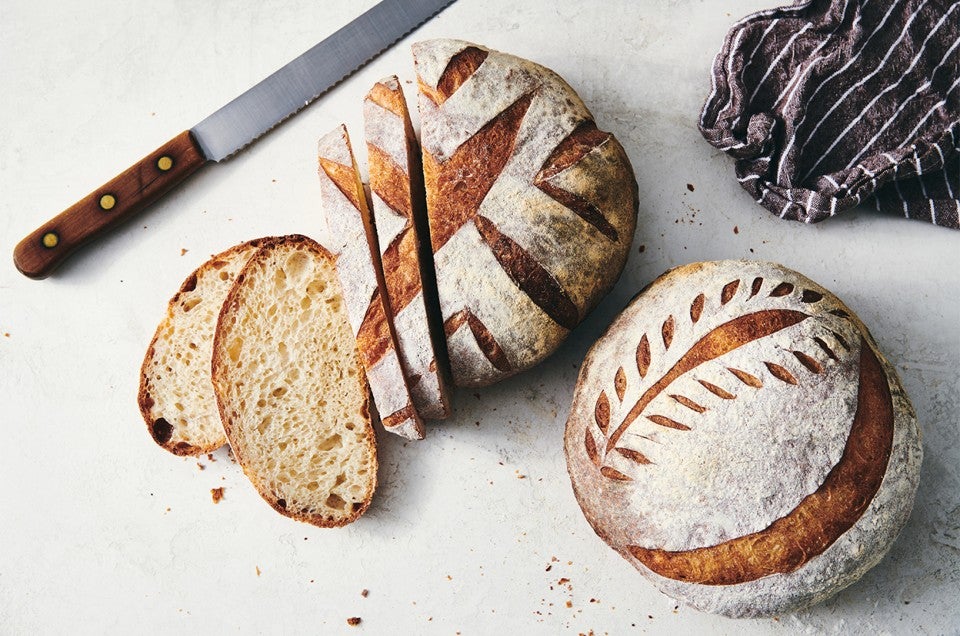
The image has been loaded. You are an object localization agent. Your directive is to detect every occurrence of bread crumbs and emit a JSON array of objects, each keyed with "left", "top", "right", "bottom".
[
  {"left": 211, "top": 487, "right": 224, "bottom": 504},
  {"left": 255, "top": 566, "right": 261, "bottom": 576}
]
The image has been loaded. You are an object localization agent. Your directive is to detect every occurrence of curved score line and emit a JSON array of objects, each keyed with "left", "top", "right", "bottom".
[{"left": 628, "top": 337, "right": 894, "bottom": 585}]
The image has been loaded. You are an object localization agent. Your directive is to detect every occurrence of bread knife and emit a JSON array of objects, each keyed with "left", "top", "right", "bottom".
[{"left": 13, "top": 0, "right": 456, "bottom": 279}]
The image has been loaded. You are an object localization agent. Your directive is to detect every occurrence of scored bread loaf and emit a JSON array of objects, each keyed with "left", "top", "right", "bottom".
[
  {"left": 138, "top": 239, "right": 263, "bottom": 455},
  {"left": 564, "top": 260, "right": 922, "bottom": 617},
  {"left": 211, "top": 235, "right": 377, "bottom": 527},
  {"left": 363, "top": 75, "right": 452, "bottom": 420},
  {"left": 414, "top": 39, "right": 639, "bottom": 387},
  {"left": 317, "top": 124, "right": 426, "bottom": 440}
]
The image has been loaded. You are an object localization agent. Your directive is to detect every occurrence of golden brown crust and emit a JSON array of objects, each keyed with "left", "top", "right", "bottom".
[
  {"left": 319, "top": 125, "right": 426, "bottom": 439},
  {"left": 627, "top": 337, "right": 894, "bottom": 584},
  {"left": 319, "top": 158, "right": 364, "bottom": 213},
  {"left": 436, "top": 46, "right": 489, "bottom": 103},
  {"left": 416, "top": 40, "right": 639, "bottom": 386},
  {"left": 366, "top": 80, "right": 407, "bottom": 119},
  {"left": 423, "top": 92, "right": 535, "bottom": 253},
  {"left": 564, "top": 260, "right": 922, "bottom": 617}
]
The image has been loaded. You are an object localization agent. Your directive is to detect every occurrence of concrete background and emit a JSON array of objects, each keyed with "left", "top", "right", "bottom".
[{"left": 1, "top": 1, "right": 957, "bottom": 633}]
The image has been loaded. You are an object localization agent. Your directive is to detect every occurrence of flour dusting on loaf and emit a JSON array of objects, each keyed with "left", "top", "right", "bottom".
[
  {"left": 364, "top": 76, "right": 452, "bottom": 420},
  {"left": 414, "top": 39, "right": 639, "bottom": 387},
  {"left": 318, "top": 125, "right": 425, "bottom": 440},
  {"left": 564, "top": 260, "right": 922, "bottom": 618}
]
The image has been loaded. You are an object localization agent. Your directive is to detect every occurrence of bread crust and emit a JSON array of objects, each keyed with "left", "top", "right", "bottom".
[
  {"left": 212, "top": 235, "right": 377, "bottom": 528},
  {"left": 564, "top": 260, "right": 922, "bottom": 617},
  {"left": 363, "top": 76, "right": 453, "bottom": 420},
  {"left": 137, "top": 238, "right": 266, "bottom": 455},
  {"left": 414, "top": 39, "right": 639, "bottom": 387},
  {"left": 318, "top": 125, "right": 426, "bottom": 440}
]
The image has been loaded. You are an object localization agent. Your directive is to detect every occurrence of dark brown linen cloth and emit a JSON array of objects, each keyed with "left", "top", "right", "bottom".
[{"left": 699, "top": 0, "right": 959, "bottom": 229}]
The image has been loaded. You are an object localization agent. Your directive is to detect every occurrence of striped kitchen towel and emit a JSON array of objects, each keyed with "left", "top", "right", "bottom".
[{"left": 700, "top": 0, "right": 959, "bottom": 229}]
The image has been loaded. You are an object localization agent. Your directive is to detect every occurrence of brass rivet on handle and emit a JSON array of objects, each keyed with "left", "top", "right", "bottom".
[
  {"left": 99, "top": 194, "right": 117, "bottom": 211},
  {"left": 157, "top": 155, "right": 173, "bottom": 171},
  {"left": 42, "top": 232, "right": 59, "bottom": 249}
]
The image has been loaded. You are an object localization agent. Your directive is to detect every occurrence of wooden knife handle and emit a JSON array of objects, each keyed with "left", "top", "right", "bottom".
[{"left": 13, "top": 130, "right": 207, "bottom": 279}]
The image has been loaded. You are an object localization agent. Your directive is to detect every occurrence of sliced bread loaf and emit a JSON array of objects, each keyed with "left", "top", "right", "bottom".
[
  {"left": 138, "top": 239, "right": 263, "bottom": 455},
  {"left": 414, "top": 39, "right": 639, "bottom": 387},
  {"left": 211, "top": 235, "right": 377, "bottom": 527},
  {"left": 318, "top": 124, "right": 426, "bottom": 440},
  {"left": 363, "top": 75, "right": 453, "bottom": 420}
]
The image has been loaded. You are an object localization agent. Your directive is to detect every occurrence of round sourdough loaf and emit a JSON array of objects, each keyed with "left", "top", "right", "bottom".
[
  {"left": 564, "top": 260, "right": 922, "bottom": 618},
  {"left": 414, "top": 39, "right": 639, "bottom": 387}
]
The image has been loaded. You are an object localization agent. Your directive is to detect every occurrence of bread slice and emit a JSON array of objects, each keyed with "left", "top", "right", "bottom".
[
  {"left": 317, "top": 124, "right": 426, "bottom": 440},
  {"left": 138, "top": 239, "right": 263, "bottom": 455},
  {"left": 363, "top": 75, "right": 453, "bottom": 420},
  {"left": 211, "top": 235, "right": 377, "bottom": 527}
]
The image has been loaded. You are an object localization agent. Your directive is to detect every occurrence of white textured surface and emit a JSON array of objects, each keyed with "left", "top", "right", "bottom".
[{"left": 0, "top": 1, "right": 957, "bottom": 634}]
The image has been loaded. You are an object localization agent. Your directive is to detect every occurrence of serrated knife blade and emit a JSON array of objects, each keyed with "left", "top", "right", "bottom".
[{"left": 14, "top": 0, "right": 456, "bottom": 279}]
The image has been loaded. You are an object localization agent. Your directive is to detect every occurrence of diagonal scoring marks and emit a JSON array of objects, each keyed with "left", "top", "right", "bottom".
[
  {"left": 444, "top": 309, "right": 512, "bottom": 373},
  {"left": 765, "top": 361, "right": 798, "bottom": 385},
  {"left": 813, "top": 336, "right": 839, "bottom": 361},
  {"left": 721, "top": 280, "right": 740, "bottom": 304},
  {"left": 355, "top": 288, "right": 393, "bottom": 369},
  {"left": 422, "top": 89, "right": 537, "bottom": 372},
  {"left": 367, "top": 144, "right": 412, "bottom": 220},
  {"left": 436, "top": 46, "right": 489, "bottom": 103},
  {"left": 534, "top": 120, "right": 619, "bottom": 241},
  {"left": 600, "top": 466, "right": 633, "bottom": 481},
  {"left": 699, "top": 380, "right": 736, "bottom": 400},
  {"left": 690, "top": 293, "right": 705, "bottom": 323},
  {"left": 423, "top": 92, "right": 535, "bottom": 253},
  {"left": 584, "top": 429, "right": 601, "bottom": 466},
  {"left": 319, "top": 158, "right": 363, "bottom": 213},
  {"left": 321, "top": 159, "right": 393, "bottom": 371},
  {"left": 637, "top": 334, "right": 651, "bottom": 378},
  {"left": 727, "top": 367, "right": 763, "bottom": 388},
  {"left": 671, "top": 394, "right": 707, "bottom": 413},
  {"left": 647, "top": 414, "right": 691, "bottom": 431},
  {"left": 474, "top": 215, "right": 579, "bottom": 330},
  {"left": 793, "top": 350, "right": 824, "bottom": 373},
  {"left": 616, "top": 447, "right": 653, "bottom": 465}
]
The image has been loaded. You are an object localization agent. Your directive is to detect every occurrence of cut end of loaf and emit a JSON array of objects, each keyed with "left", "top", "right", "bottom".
[{"left": 212, "top": 235, "right": 377, "bottom": 528}]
